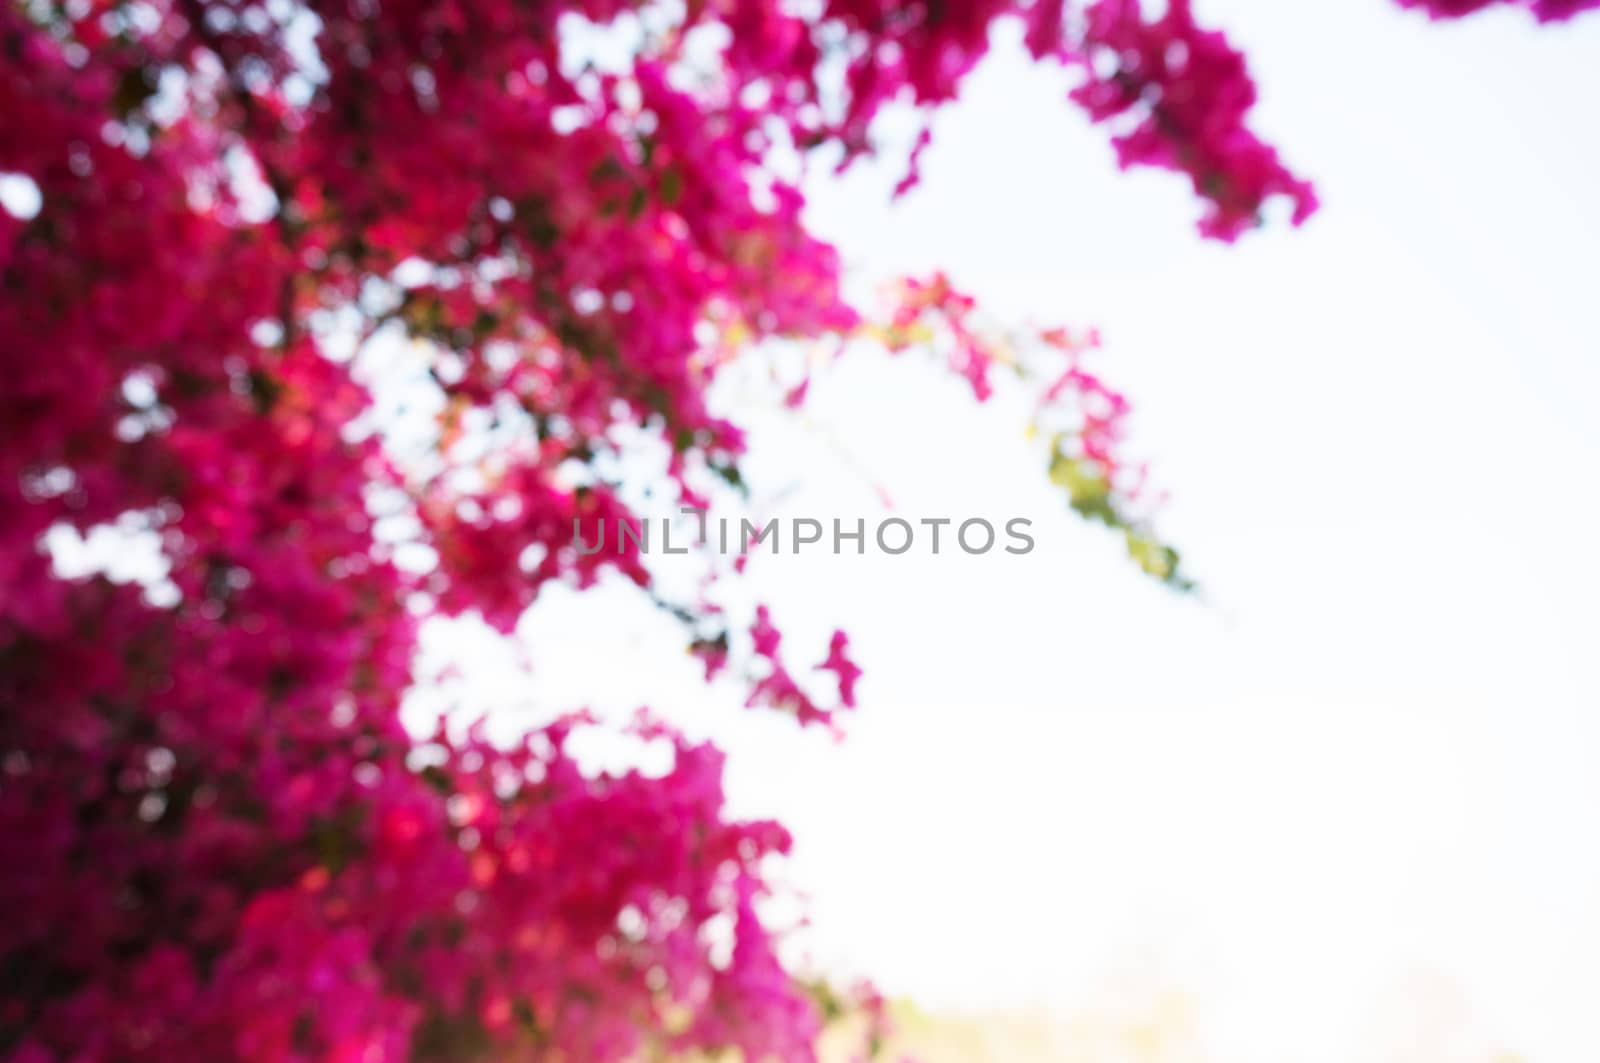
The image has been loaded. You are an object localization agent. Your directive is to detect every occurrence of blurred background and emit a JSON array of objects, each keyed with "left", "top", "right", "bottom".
[{"left": 397, "top": 2, "right": 1600, "bottom": 1059}]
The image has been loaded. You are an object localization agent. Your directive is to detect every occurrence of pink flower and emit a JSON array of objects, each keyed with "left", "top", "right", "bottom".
[{"left": 817, "top": 631, "right": 863, "bottom": 709}]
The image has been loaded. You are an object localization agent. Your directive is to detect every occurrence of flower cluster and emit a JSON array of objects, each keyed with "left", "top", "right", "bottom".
[
  {"left": 1395, "top": 0, "right": 1599, "bottom": 20},
  {"left": 745, "top": 606, "right": 860, "bottom": 732},
  {"left": 1058, "top": 0, "right": 1318, "bottom": 241}
]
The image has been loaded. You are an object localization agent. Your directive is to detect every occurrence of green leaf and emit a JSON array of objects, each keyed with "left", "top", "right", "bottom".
[
  {"left": 659, "top": 164, "right": 683, "bottom": 209},
  {"left": 112, "top": 66, "right": 157, "bottom": 119},
  {"left": 1047, "top": 446, "right": 1116, "bottom": 526}
]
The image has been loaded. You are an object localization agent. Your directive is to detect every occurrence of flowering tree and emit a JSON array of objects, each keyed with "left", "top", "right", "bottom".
[{"left": 0, "top": 0, "right": 1588, "bottom": 1061}]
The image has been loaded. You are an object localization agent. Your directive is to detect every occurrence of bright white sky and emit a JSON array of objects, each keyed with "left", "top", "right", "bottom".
[{"left": 422, "top": 3, "right": 1599, "bottom": 1060}]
